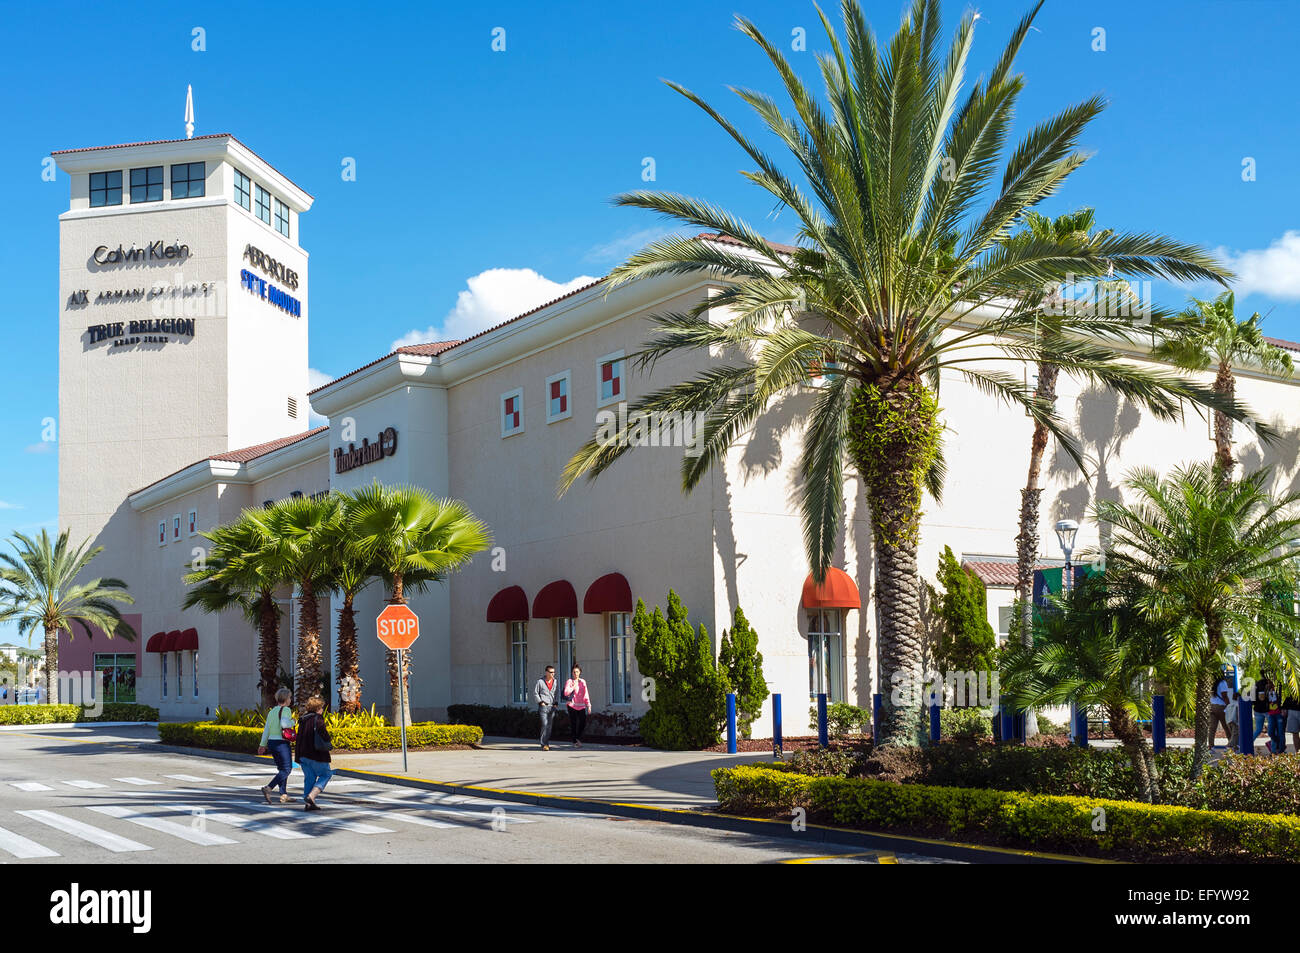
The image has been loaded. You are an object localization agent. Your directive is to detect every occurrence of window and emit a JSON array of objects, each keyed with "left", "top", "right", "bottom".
[
  {"left": 192, "top": 650, "right": 199, "bottom": 698},
  {"left": 501, "top": 388, "right": 523, "bottom": 437},
  {"left": 996, "top": 605, "right": 1015, "bottom": 644},
  {"left": 808, "top": 609, "right": 844, "bottom": 702},
  {"left": 161, "top": 653, "right": 168, "bottom": 698},
  {"left": 597, "top": 352, "right": 625, "bottom": 408},
  {"left": 609, "top": 612, "right": 632, "bottom": 705},
  {"left": 172, "top": 514, "right": 181, "bottom": 541},
  {"left": 234, "top": 169, "right": 251, "bottom": 211},
  {"left": 89, "top": 171, "right": 122, "bottom": 207},
  {"left": 130, "top": 166, "right": 163, "bottom": 203},
  {"left": 187, "top": 510, "right": 197, "bottom": 536},
  {"left": 170, "top": 162, "right": 205, "bottom": 199},
  {"left": 509, "top": 622, "right": 528, "bottom": 705},
  {"left": 255, "top": 185, "right": 272, "bottom": 224},
  {"left": 555, "top": 617, "right": 576, "bottom": 681},
  {"left": 274, "top": 200, "right": 290, "bottom": 237},
  {"left": 158, "top": 521, "right": 166, "bottom": 546},
  {"left": 176, "top": 651, "right": 183, "bottom": 698},
  {"left": 546, "top": 371, "right": 571, "bottom": 423},
  {"left": 93, "top": 653, "right": 136, "bottom": 703}
]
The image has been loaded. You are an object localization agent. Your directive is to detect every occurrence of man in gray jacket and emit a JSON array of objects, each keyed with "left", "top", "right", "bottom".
[{"left": 533, "top": 665, "right": 560, "bottom": 750}]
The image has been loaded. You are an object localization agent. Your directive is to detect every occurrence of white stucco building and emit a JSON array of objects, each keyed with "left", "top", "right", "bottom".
[{"left": 55, "top": 132, "right": 1300, "bottom": 737}]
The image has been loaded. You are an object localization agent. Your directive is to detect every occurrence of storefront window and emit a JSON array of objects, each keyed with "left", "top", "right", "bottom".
[
  {"left": 808, "top": 609, "right": 844, "bottom": 702},
  {"left": 161, "top": 653, "right": 168, "bottom": 698},
  {"left": 192, "top": 650, "right": 199, "bottom": 698},
  {"left": 555, "top": 618, "right": 576, "bottom": 680},
  {"left": 509, "top": 622, "right": 528, "bottom": 704},
  {"left": 93, "top": 653, "right": 136, "bottom": 704},
  {"left": 609, "top": 612, "right": 631, "bottom": 705},
  {"left": 176, "top": 651, "right": 184, "bottom": 698}
]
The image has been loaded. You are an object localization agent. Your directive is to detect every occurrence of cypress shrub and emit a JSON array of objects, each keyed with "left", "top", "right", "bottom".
[
  {"left": 718, "top": 606, "right": 769, "bottom": 738},
  {"left": 635, "top": 591, "right": 727, "bottom": 750}
]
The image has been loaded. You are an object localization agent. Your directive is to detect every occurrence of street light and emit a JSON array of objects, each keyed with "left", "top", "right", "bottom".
[{"left": 1055, "top": 519, "right": 1079, "bottom": 595}]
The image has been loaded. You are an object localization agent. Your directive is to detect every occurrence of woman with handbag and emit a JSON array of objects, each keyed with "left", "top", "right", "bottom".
[
  {"left": 295, "top": 695, "right": 334, "bottom": 811},
  {"left": 257, "top": 688, "right": 296, "bottom": 804},
  {"left": 564, "top": 664, "right": 592, "bottom": 748}
]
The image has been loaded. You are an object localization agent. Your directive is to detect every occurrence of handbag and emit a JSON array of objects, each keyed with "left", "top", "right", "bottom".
[{"left": 278, "top": 706, "right": 297, "bottom": 742}]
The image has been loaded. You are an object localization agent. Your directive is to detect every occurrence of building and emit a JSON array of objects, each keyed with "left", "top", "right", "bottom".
[{"left": 54, "top": 132, "right": 1300, "bottom": 736}]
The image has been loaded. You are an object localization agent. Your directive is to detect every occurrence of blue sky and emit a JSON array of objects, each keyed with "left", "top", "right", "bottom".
[{"left": 2, "top": 0, "right": 1299, "bottom": 642}]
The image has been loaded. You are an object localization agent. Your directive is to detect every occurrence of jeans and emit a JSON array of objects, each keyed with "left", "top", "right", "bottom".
[
  {"left": 568, "top": 706, "right": 587, "bottom": 743},
  {"left": 300, "top": 757, "right": 333, "bottom": 799},
  {"left": 1253, "top": 712, "right": 1268, "bottom": 742},
  {"left": 266, "top": 740, "right": 293, "bottom": 794},
  {"left": 1210, "top": 706, "right": 1229, "bottom": 745},
  {"left": 539, "top": 705, "right": 555, "bottom": 747},
  {"left": 1268, "top": 713, "right": 1286, "bottom": 754}
]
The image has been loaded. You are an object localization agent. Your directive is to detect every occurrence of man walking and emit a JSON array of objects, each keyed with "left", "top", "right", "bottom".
[{"left": 533, "top": 665, "right": 559, "bottom": 751}]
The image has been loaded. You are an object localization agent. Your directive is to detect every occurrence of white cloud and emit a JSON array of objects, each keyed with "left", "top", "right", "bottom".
[
  {"left": 1216, "top": 231, "right": 1300, "bottom": 300},
  {"left": 0, "top": 501, "right": 21, "bottom": 510},
  {"left": 305, "top": 368, "right": 333, "bottom": 426},
  {"left": 23, "top": 442, "right": 53, "bottom": 455},
  {"left": 391, "top": 268, "right": 598, "bottom": 351}
]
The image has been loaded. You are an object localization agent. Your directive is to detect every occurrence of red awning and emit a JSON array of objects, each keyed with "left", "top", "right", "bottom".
[
  {"left": 532, "top": 580, "right": 578, "bottom": 619},
  {"left": 177, "top": 628, "right": 199, "bottom": 650},
  {"left": 801, "top": 568, "right": 861, "bottom": 609},
  {"left": 486, "top": 585, "right": 530, "bottom": 622},
  {"left": 144, "top": 632, "right": 167, "bottom": 653},
  {"left": 161, "top": 629, "right": 182, "bottom": 652},
  {"left": 583, "top": 572, "right": 632, "bottom": 614}
]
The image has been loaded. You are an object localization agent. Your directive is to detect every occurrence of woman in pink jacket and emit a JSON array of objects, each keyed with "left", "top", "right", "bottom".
[{"left": 564, "top": 664, "right": 592, "bottom": 748}]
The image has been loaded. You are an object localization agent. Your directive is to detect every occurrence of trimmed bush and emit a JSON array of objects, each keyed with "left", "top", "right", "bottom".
[
  {"left": 711, "top": 764, "right": 1300, "bottom": 861},
  {"left": 939, "top": 707, "right": 992, "bottom": 741},
  {"left": 447, "top": 703, "right": 641, "bottom": 741},
  {"left": 807, "top": 702, "right": 871, "bottom": 737},
  {"left": 158, "top": 721, "right": 482, "bottom": 752},
  {"left": 0, "top": 703, "right": 158, "bottom": 726}
]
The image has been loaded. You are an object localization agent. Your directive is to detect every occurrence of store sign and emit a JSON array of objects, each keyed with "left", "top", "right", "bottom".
[
  {"left": 92, "top": 241, "right": 190, "bottom": 266},
  {"left": 67, "top": 283, "right": 217, "bottom": 308},
  {"left": 242, "top": 244, "right": 299, "bottom": 290},
  {"left": 334, "top": 427, "right": 398, "bottom": 474},
  {"left": 240, "top": 269, "right": 301, "bottom": 317},
  {"left": 85, "top": 318, "right": 197, "bottom": 348}
]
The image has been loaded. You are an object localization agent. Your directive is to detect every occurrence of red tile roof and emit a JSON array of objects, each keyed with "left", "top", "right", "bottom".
[
  {"left": 307, "top": 341, "right": 462, "bottom": 396},
  {"left": 131, "top": 427, "right": 328, "bottom": 497},
  {"left": 696, "top": 231, "right": 801, "bottom": 256},
  {"left": 1265, "top": 336, "right": 1300, "bottom": 353},
  {"left": 962, "top": 559, "right": 1061, "bottom": 588}
]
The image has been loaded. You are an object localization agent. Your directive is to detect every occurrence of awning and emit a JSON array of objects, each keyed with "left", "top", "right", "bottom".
[
  {"left": 161, "top": 629, "right": 182, "bottom": 652},
  {"left": 144, "top": 632, "right": 167, "bottom": 653},
  {"left": 177, "top": 628, "right": 199, "bottom": 651},
  {"left": 801, "top": 568, "right": 861, "bottom": 609},
  {"left": 583, "top": 572, "right": 632, "bottom": 614},
  {"left": 532, "top": 580, "right": 578, "bottom": 619},
  {"left": 486, "top": 585, "right": 530, "bottom": 622}
]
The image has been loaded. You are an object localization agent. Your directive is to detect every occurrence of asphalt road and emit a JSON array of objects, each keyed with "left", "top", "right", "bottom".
[{"left": 0, "top": 727, "right": 961, "bottom": 864}]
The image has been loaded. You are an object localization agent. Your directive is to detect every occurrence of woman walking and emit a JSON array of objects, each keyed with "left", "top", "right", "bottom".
[
  {"left": 1267, "top": 681, "right": 1286, "bottom": 755},
  {"left": 563, "top": 664, "right": 592, "bottom": 748},
  {"left": 257, "top": 688, "right": 296, "bottom": 804},
  {"left": 295, "top": 695, "right": 333, "bottom": 810}
]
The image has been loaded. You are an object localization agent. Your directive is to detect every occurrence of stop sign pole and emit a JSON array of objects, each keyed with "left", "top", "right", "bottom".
[{"left": 376, "top": 603, "right": 420, "bottom": 773}]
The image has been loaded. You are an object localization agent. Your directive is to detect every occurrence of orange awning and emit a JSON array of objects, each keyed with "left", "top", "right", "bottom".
[{"left": 801, "top": 568, "right": 860, "bottom": 609}]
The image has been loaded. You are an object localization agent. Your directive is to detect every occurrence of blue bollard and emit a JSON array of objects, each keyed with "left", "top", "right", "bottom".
[
  {"left": 929, "top": 703, "right": 941, "bottom": 743},
  {"left": 999, "top": 697, "right": 1015, "bottom": 745},
  {"left": 1152, "top": 694, "right": 1166, "bottom": 755},
  {"left": 726, "top": 693, "right": 737, "bottom": 754},
  {"left": 872, "top": 693, "right": 882, "bottom": 744},
  {"left": 1238, "top": 697, "right": 1253, "bottom": 755},
  {"left": 772, "top": 693, "right": 783, "bottom": 754},
  {"left": 1075, "top": 706, "right": 1088, "bottom": 748},
  {"left": 817, "top": 693, "right": 828, "bottom": 749}
]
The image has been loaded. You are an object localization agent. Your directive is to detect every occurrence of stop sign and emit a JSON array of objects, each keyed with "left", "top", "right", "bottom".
[{"left": 376, "top": 603, "right": 420, "bottom": 650}]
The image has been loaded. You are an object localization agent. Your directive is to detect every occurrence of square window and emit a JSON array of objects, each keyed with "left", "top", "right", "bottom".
[
  {"left": 274, "top": 200, "right": 290, "bottom": 237},
  {"left": 255, "top": 185, "right": 272, "bottom": 224},
  {"left": 170, "top": 162, "right": 205, "bottom": 199},
  {"left": 89, "top": 171, "right": 122, "bottom": 208},
  {"left": 234, "top": 169, "right": 251, "bottom": 211},
  {"left": 501, "top": 388, "right": 523, "bottom": 437},
  {"left": 158, "top": 521, "right": 167, "bottom": 546},
  {"left": 545, "top": 371, "right": 571, "bottom": 423},
  {"left": 597, "top": 352, "right": 625, "bottom": 408},
  {"left": 130, "top": 166, "right": 163, "bottom": 203},
  {"left": 187, "top": 510, "right": 197, "bottom": 536}
]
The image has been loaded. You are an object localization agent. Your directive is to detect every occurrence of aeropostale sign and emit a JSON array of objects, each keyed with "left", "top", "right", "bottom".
[{"left": 334, "top": 427, "right": 397, "bottom": 474}]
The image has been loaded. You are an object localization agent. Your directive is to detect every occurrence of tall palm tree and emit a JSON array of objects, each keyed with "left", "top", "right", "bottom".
[
  {"left": 559, "top": 0, "right": 1251, "bottom": 745},
  {"left": 1152, "top": 290, "right": 1294, "bottom": 474},
  {"left": 1092, "top": 463, "right": 1300, "bottom": 778},
  {"left": 347, "top": 483, "right": 491, "bottom": 725},
  {"left": 248, "top": 495, "right": 341, "bottom": 711},
  {"left": 1002, "top": 573, "right": 1174, "bottom": 802},
  {"left": 0, "top": 529, "right": 136, "bottom": 704},
  {"left": 182, "top": 513, "right": 284, "bottom": 708}
]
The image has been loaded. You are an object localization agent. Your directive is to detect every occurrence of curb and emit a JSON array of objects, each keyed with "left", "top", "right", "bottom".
[
  {"left": 0, "top": 721, "right": 159, "bottom": 732},
  {"left": 143, "top": 742, "right": 1105, "bottom": 864}
]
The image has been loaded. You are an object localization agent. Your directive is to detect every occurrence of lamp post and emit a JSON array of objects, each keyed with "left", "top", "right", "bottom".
[{"left": 1056, "top": 519, "right": 1081, "bottom": 743}]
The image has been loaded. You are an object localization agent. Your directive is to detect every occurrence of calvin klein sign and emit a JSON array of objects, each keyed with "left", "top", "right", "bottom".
[
  {"left": 93, "top": 241, "right": 190, "bottom": 265},
  {"left": 334, "top": 427, "right": 397, "bottom": 474}
]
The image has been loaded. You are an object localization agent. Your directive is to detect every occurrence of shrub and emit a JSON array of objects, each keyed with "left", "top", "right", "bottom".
[
  {"left": 718, "top": 607, "right": 768, "bottom": 739},
  {"left": 158, "top": 721, "right": 482, "bottom": 751},
  {"left": 0, "top": 703, "right": 157, "bottom": 726},
  {"left": 782, "top": 748, "right": 865, "bottom": 778},
  {"left": 214, "top": 704, "right": 388, "bottom": 730},
  {"left": 634, "top": 592, "right": 727, "bottom": 750},
  {"left": 939, "top": 707, "right": 992, "bottom": 741},
  {"left": 1199, "top": 753, "right": 1300, "bottom": 816},
  {"left": 711, "top": 765, "right": 1300, "bottom": 861},
  {"left": 807, "top": 701, "right": 871, "bottom": 737},
  {"left": 930, "top": 546, "right": 998, "bottom": 677}
]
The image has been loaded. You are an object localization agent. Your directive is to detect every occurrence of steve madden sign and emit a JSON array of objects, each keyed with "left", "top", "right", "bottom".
[
  {"left": 243, "top": 244, "right": 299, "bottom": 290},
  {"left": 93, "top": 241, "right": 190, "bottom": 265},
  {"left": 334, "top": 427, "right": 398, "bottom": 474}
]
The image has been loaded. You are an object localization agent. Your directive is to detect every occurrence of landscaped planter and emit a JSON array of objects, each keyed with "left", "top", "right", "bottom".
[
  {"left": 158, "top": 721, "right": 483, "bottom": 753},
  {"left": 0, "top": 703, "right": 159, "bottom": 726}
]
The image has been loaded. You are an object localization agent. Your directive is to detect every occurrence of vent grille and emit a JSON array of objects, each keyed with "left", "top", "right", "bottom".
[{"left": 287, "top": 396, "right": 298, "bottom": 418}]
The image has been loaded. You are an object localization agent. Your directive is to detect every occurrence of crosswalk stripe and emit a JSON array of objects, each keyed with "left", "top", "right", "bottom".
[
  {"left": 60, "top": 780, "right": 108, "bottom": 789},
  {"left": 0, "top": 825, "right": 59, "bottom": 859},
  {"left": 241, "top": 803, "right": 394, "bottom": 834},
  {"left": 343, "top": 806, "right": 457, "bottom": 830},
  {"left": 170, "top": 807, "right": 312, "bottom": 840},
  {"left": 163, "top": 774, "right": 211, "bottom": 783},
  {"left": 16, "top": 810, "right": 151, "bottom": 853},
  {"left": 87, "top": 806, "right": 238, "bottom": 846},
  {"left": 360, "top": 794, "right": 536, "bottom": 824},
  {"left": 8, "top": 782, "right": 52, "bottom": 792},
  {"left": 113, "top": 778, "right": 159, "bottom": 786}
]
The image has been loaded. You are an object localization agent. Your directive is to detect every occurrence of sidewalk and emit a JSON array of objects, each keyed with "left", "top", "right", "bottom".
[{"left": 332, "top": 736, "right": 776, "bottom": 810}]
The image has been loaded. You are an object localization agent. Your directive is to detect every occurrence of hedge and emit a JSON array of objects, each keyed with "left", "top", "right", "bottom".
[
  {"left": 447, "top": 703, "right": 641, "bottom": 741},
  {"left": 158, "top": 721, "right": 482, "bottom": 753},
  {"left": 711, "top": 764, "right": 1300, "bottom": 862},
  {"left": 0, "top": 703, "right": 159, "bottom": 725}
]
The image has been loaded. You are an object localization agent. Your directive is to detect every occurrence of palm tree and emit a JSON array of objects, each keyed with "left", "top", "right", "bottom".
[
  {"left": 347, "top": 483, "right": 491, "bottom": 725},
  {"left": 248, "top": 495, "right": 341, "bottom": 711},
  {"left": 183, "top": 514, "right": 284, "bottom": 708},
  {"left": 1152, "top": 290, "right": 1294, "bottom": 474},
  {"left": 1092, "top": 463, "right": 1300, "bottom": 778},
  {"left": 1002, "top": 573, "right": 1174, "bottom": 802},
  {"left": 317, "top": 498, "right": 384, "bottom": 714},
  {"left": 0, "top": 530, "right": 136, "bottom": 704},
  {"left": 559, "top": 0, "right": 1251, "bottom": 745}
]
